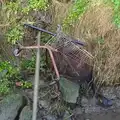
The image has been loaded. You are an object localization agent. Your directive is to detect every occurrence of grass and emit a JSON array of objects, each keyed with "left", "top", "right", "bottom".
[
  {"left": 1, "top": 0, "right": 120, "bottom": 90},
  {"left": 1, "top": 0, "right": 120, "bottom": 115},
  {"left": 93, "top": 29, "right": 120, "bottom": 86},
  {"left": 50, "top": 0, "right": 120, "bottom": 86}
]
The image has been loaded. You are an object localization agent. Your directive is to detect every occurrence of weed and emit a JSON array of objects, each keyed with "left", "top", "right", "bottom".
[
  {"left": 22, "top": 0, "right": 48, "bottom": 14},
  {"left": 0, "top": 78, "right": 10, "bottom": 95},
  {"left": 21, "top": 81, "right": 32, "bottom": 89},
  {"left": 6, "top": 25, "right": 24, "bottom": 44},
  {"left": 21, "top": 53, "right": 47, "bottom": 74},
  {"left": 96, "top": 37, "right": 105, "bottom": 45},
  {"left": 0, "top": 61, "right": 20, "bottom": 95},
  {"left": 1, "top": 0, "right": 49, "bottom": 44},
  {"left": 112, "top": 0, "right": 120, "bottom": 27},
  {"left": 21, "top": 56, "right": 36, "bottom": 72},
  {"left": 63, "top": 0, "right": 89, "bottom": 27},
  {"left": 28, "top": 0, "right": 48, "bottom": 11},
  {"left": 16, "top": 81, "right": 32, "bottom": 89}
]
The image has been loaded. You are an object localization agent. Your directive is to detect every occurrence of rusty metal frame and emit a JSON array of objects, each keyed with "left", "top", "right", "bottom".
[{"left": 14, "top": 24, "right": 85, "bottom": 120}]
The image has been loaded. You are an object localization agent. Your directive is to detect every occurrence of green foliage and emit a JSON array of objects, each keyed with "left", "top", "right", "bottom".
[
  {"left": 28, "top": 0, "right": 48, "bottom": 11},
  {"left": 96, "top": 37, "right": 105, "bottom": 45},
  {"left": 63, "top": 0, "right": 89, "bottom": 27},
  {"left": 112, "top": 0, "right": 120, "bottom": 27},
  {"left": 0, "top": 61, "right": 19, "bottom": 95},
  {"left": 0, "top": 78, "right": 10, "bottom": 95},
  {"left": 21, "top": 54, "right": 47, "bottom": 73},
  {"left": 21, "top": 56, "right": 36, "bottom": 72},
  {"left": 3, "top": 0, "right": 49, "bottom": 44},
  {"left": 22, "top": 0, "right": 48, "bottom": 14},
  {"left": 5, "top": 1, "right": 21, "bottom": 13},
  {"left": 5, "top": 0, "right": 48, "bottom": 15},
  {"left": 3, "top": 1, "right": 22, "bottom": 24},
  {"left": 0, "top": 61, "right": 19, "bottom": 78},
  {"left": 3, "top": 1, "right": 24, "bottom": 43},
  {"left": 6, "top": 25, "right": 24, "bottom": 44},
  {"left": 21, "top": 81, "right": 32, "bottom": 89},
  {"left": 17, "top": 81, "right": 32, "bottom": 89}
]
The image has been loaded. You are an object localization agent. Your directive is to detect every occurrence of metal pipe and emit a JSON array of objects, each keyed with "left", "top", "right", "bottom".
[
  {"left": 32, "top": 32, "right": 41, "bottom": 120},
  {"left": 14, "top": 44, "right": 60, "bottom": 79},
  {"left": 24, "top": 23, "right": 56, "bottom": 36},
  {"left": 24, "top": 24, "right": 85, "bottom": 46}
]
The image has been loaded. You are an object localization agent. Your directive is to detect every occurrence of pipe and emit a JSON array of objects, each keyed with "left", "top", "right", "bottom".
[
  {"left": 24, "top": 23, "right": 56, "bottom": 36},
  {"left": 14, "top": 45, "right": 60, "bottom": 79},
  {"left": 24, "top": 24, "right": 85, "bottom": 46},
  {"left": 32, "top": 32, "right": 41, "bottom": 120}
]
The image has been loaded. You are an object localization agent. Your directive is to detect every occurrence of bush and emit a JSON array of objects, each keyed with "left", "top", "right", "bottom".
[{"left": 0, "top": 61, "right": 19, "bottom": 95}]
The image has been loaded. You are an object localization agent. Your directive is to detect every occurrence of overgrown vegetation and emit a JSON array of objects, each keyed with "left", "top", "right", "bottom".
[
  {"left": 0, "top": 61, "right": 19, "bottom": 95},
  {"left": 7, "top": 25, "right": 24, "bottom": 44},
  {"left": 0, "top": 0, "right": 49, "bottom": 95},
  {"left": 21, "top": 54, "right": 47, "bottom": 74},
  {"left": 0, "top": 0, "right": 120, "bottom": 112},
  {"left": 1, "top": 0, "right": 48, "bottom": 44},
  {"left": 52, "top": 0, "right": 120, "bottom": 87},
  {"left": 28, "top": 0, "right": 48, "bottom": 11},
  {"left": 63, "top": 0, "right": 89, "bottom": 26},
  {"left": 112, "top": 0, "right": 120, "bottom": 27}
]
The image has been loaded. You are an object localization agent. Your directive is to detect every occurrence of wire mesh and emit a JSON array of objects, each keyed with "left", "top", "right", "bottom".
[{"left": 46, "top": 30, "right": 94, "bottom": 83}]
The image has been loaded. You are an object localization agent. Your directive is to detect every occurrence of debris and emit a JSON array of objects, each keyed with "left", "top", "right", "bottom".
[
  {"left": 50, "top": 26, "right": 93, "bottom": 85},
  {"left": 39, "top": 100, "right": 49, "bottom": 109},
  {"left": 63, "top": 111, "right": 72, "bottom": 120},
  {"left": 96, "top": 95, "right": 113, "bottom": 108}
]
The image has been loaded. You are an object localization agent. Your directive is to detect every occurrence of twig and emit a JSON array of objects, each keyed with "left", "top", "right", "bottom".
[{"left": 0, "top": 23, "right": 10, "bottom": 27}]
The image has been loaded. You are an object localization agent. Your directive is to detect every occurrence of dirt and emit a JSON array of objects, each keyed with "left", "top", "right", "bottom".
[
  {"left": 23, "top": 84, "right": 120, "bottom": 120},
  {"left": 73, "top": 86, "right": 120, "bottom": 120}
]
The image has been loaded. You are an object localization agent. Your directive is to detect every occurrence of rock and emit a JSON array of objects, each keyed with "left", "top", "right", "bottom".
[
  {"left": 84, "top": 106, "right": 101, "bottom": 113},
  {"left": 73, "top": 107, "right": 83, "bottom": 114},
  {"left": 115, "top": 87, "right": 120, "bottom": 99},
  {"left": 102, "top": 87, "right": 116, "bottom": 99},
  {"left": 42, "top": 115, "right": 56, "bottom": 120},
  {"left": 19, "top": 106, "right": 32, "bottom": 120},
  {"left": 24, "top": 89, "right": 33, "bottom": 100},
  {"left": 39, "top": 100, "right": 49, "bottom": 109},
  {"left": 83, "top": 108, "right": 120, "bottom": 120},
  {"left": 19, "top": 105, "right": 53, "bottom": 120},
  {"left": 81, "top": 97, "right": 97, "bottom": 107},
  {"left": 63, "top": 111, "right": 72, "bottom": 120},
  {"left": 73, "top": 87, "right": 120, "bottom": 120},
  {"left": 81, "top": 97, "right": 89, "bottom": 107},
  {"left": 0, "top": 93, "right": 24, "bottom": 120},
  {"left": 89, "top": 97, "right": 97, "bottom": 106},
  {"left": 114, "top": 99, "right": 120, "bottom": 107}
]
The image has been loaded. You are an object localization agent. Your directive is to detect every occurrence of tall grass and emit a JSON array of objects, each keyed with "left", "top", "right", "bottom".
[{"left": 51, "top": 0, "right": 120, "bottom": 86}]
